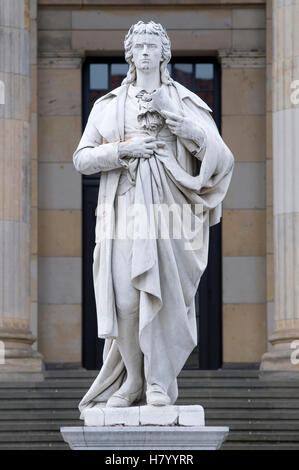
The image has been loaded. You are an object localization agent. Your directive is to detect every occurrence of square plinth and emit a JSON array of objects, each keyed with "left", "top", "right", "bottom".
[
  {"left": 83, "top": 404, "right": 205, "bottom": 427},
  {"left": 60, "top": 426, "right": 229, "bottom": 450},
  {"left": 61, "top": 405, "right": 229, "bottom": 450}
]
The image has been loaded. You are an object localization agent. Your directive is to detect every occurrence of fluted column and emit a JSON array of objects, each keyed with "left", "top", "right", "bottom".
[
  {"left": 0, "top": 0, "right": 42, "bottom": 378},
  {"left": 261, "top": 0, "right": 299, "bottom": 370}
]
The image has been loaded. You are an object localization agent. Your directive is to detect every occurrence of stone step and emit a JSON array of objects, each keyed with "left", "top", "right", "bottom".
[
  {"left": 178, "top": 379, "right": 299, "bottom": 388},
  {"left": 44, "top": 369, "right": 261, "bottom": 379},
  {"left": 0, "top": 380, "right": 93, "bottom": 389},
  {"left": 0, "top": 429, "right": 297, "bottom": 444},
  {"left": 178, "top": 394, "right": 299, "bottom": 410},
  {"left": 0, "top": 419, "right": 298, "bottom": 433},
  {"left": 179, "top": 387, "right": 299, "bottom": 397},
  {"left": 206, "top": 420, "right": 299, "bottom": 431},
  {"left": 0, "top": 378, "right": 298, "bottom": 390},
  {"left": 45, "top": 377, "right": 299, "bottom": 388},
  {"left": 0, "top": 421, "right": 82, "bottom": 431},
  {"left": 0, "top": 429, "right": 298, "bottom": 445},
  {"left": 227, "top": 431, "right": 299, "bottom": 442},
  {"left": 0, "top": 400, "right": 80, "bottom": 409},
  {"left": 0, "top": 410, "right": 80, "bottom": 420},
  {"left": 1, "top": 408, "right": 299, "bottom": 421},
  {"left": 0, "top": 443, "right": 69, "bottom": 450},
  {"left": 0, "top": 368, "right": 297, "bottom": 450},
  {"left": 0, "top": 398, "right": 299, "bottom": 410},
  {"left": 0, "top": 431, "right": 64, "bottom": 443},
  {"left": 42, "top": 369, "right": 299, "bottom": 387},
  {"left": 223, "top": 442, "right": 299, "bottom": 450},
  {"left": 0, "top": 388, "right": 298, "bottom": 398},
  {"left": 0, "top": 390, "right": 86, "bottom": 398},
  {"left": 44, "top": 369, "right": 97, "bottom": 379},
  {"left": 203, "top": 409, "right": 299, "bottom": 420}
]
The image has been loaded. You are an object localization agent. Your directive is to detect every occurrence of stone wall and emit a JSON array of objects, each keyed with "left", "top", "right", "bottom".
[
  {"left": 36, "top": 0, "right": 269, "bottom": 365},
  {"left": 37, "top": 54, "right": 82, "bottom": 363},
  {"left": 221, "top": 49, "right": 267, "bottom": 363}
]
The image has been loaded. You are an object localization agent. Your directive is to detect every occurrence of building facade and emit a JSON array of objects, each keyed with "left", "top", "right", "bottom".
[{"left": 0, "top": 0, "right": 298, "bottom": 378}]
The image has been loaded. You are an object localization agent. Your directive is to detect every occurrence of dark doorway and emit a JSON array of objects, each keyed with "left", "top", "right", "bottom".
[{"left": 81, "top": 58, "right": 222, "bottom": 370}]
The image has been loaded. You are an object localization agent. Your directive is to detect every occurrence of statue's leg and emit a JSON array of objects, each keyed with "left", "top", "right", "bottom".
[
  {"left": 107, "top": 191, "right": 144, "bottom": 406},
  {"left": 113, "top": 311, "right": 144, "bottom": 397},
  {"left": 107, "top": 241, "right": 144, "bottom": 407}
]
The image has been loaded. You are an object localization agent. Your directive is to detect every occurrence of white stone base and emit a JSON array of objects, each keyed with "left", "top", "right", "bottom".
[
  {"left": 83, "top": 404, "right": 205, "bottom": 427},
  {"left": 61, "top": 405, "right": 229, "bottom": 450},
  {"left": 60, "top": 425, "right": 229, "bottom": 450}
]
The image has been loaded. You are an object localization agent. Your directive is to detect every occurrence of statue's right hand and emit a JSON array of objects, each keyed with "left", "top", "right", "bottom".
[{"left": 118, "top": 136, "right": 161, "bottom": 159}]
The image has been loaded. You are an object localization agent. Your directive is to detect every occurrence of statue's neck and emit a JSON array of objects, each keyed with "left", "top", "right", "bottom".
[{"left": 135, "top": 69, "right": 161, "bottom": 93}]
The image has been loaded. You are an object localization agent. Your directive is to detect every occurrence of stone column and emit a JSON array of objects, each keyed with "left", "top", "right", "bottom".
[
  {"left": 261, "top": 0, "right": 299, "bottom": 370},
  {"left": 0, "top": 0, "right": 43, "bottom": 379}
]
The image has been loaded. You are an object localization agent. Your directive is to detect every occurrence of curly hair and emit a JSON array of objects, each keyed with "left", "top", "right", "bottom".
[{"left": 122, "top": 21, "right": 173, "bottom": 86}]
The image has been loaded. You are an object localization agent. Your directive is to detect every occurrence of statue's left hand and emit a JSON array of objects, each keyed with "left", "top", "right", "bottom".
[{"left": 162, "top": 110, "right": 205, "bottom": 145}]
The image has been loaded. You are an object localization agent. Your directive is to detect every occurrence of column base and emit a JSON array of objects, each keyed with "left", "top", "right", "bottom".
[
  {"left": 260, "top": 328, "right": 299, "bottom": 371},
  {"left": 0, "top": 328, "right": 44, "bottom": 380}
]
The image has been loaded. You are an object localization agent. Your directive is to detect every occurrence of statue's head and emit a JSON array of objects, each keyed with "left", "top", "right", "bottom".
[{"left": 122, "top": 21, "right": 173, "bottom": 86}]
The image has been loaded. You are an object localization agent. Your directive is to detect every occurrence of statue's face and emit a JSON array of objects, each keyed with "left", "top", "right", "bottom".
[{"left": 132, "top": 33, "right": 163, "bottom": 73}]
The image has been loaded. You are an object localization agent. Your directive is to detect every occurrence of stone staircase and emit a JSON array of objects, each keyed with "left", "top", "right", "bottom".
[{"left": 0, "top": 369, "right": 298, "bottom": 450}]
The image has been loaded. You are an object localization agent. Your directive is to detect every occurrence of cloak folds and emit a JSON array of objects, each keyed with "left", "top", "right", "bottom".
[{"left": 73, "top": 81, "right": 234, "bottom": 418}]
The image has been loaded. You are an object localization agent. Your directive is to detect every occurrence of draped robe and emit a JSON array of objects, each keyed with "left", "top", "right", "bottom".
[{"left": 73, "top": 80, "right": 234, "bottom": 419}]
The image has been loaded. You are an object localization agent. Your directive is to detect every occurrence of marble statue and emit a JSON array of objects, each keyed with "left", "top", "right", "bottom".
[{"left": 73, "top": 21, "right": 234, "bottom": 419}]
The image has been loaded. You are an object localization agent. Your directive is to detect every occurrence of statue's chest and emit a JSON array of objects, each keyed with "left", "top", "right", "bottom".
[
  {"left": 124, "top": 93, "right": 173, "bottom": 140},
  {"left": 124, "top": 95, "right": 145, "bottom": 138}
]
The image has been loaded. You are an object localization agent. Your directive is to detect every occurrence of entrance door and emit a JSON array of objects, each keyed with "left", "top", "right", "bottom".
[{"left": 81, "top": 58, "right": 222, "bottom": 370}]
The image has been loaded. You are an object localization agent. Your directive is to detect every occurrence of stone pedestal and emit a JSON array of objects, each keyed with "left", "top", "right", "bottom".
[
  {"left": 61, "top": 426, "right": 229, "bottom": 451},
  {"left": 61, "top": 405, "right": 229, "bottom": 450}
]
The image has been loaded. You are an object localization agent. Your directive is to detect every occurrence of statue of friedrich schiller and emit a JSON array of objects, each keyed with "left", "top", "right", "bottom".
[{"left": 73, "top": 21, "right": 234, "bottom": 418}]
